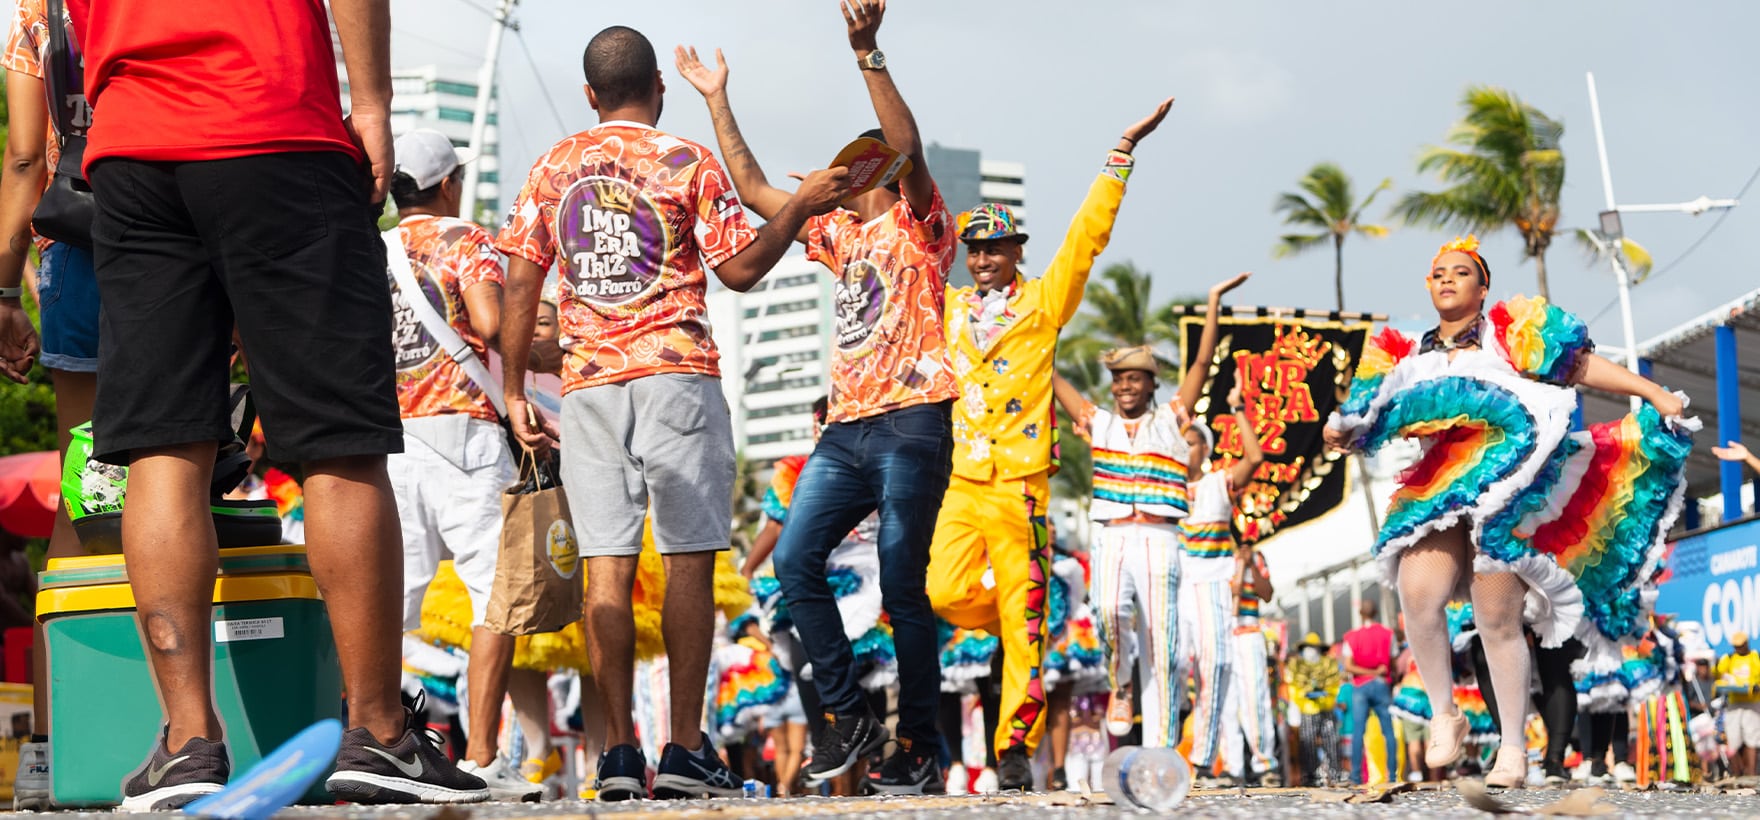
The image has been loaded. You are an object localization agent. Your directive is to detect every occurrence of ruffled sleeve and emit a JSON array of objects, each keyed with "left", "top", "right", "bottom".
[
  {"left": 1327, "top": 326, "right": 1417, "bottom": 447},
  {"left": 762, "top": 455, "right": 808, "bottom": 524},
  {"left": 1490, "top": 295, "right": 1595, "bottom": 386}
]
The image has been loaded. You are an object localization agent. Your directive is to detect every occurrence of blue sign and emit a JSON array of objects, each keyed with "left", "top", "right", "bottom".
[{"left": 1656, "top": 517, "right": 1760, "bottom": 654}]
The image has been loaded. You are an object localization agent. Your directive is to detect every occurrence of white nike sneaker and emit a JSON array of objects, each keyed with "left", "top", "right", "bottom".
[
  {"left": 973, "top": 766, "right": 999, "bottom": 794},
  {"left": 945, "top": 763, "right": 969, "bottom": 795},
  {"left": 13, "top": 740, "right": 50, "bottom": 810},
  {"left": 1612, "top": 761, "right": 1637, "bottom": 784},
  {"left": 458, "top": 757, "right": 543, "bottom": 802}
]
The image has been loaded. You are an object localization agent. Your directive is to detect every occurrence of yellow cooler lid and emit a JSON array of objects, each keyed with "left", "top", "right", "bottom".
[{"left": 37, "top": 546, "right": 319, "bottom": 618}]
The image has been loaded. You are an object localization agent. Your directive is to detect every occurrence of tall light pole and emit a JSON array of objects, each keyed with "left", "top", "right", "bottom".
[
  {"left": 1584, "top": 72, "right": 1738, "bottom": 405},
  {"left": 460, "top": 0, "right": 518, "bottom": 225}
]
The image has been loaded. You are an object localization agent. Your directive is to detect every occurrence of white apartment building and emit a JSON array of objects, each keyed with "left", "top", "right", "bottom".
[
  {"left": 705, "top": 256, "right": 834, "bottom": 468},
  {"left": 336, "top": 56, "right": 503, "bottom": 222},
  {"left": 980, "top": 158, "right": 1027, "bottom": 233}
]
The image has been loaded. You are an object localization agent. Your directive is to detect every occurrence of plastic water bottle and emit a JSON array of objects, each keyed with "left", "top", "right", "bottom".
[
  {"left": 1101, "top": 746, "right": 1192, "bottom": 810},
  {"left": 742, "top": 778, "right": 769, "bottom": 798}
]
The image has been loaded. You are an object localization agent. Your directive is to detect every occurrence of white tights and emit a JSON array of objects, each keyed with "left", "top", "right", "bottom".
[{"left": 1395, "top": 526, "right": 1529, "bottom": 753}]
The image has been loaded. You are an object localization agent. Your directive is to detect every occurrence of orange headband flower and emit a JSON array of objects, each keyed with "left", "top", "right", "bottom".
[{"left": 1431, "top": 235, "right": 1491, "bottom": 285}]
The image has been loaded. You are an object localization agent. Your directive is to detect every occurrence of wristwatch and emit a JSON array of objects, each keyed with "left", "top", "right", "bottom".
[
  {"left": 856, "top": 49, "right": 886, "bottom": 71},
  {"left": 0, "top": 286, "right": 21, "bottom": 299}
]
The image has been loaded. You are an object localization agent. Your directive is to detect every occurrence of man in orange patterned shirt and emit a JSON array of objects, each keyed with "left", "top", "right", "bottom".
[
  {"left": 677, "top": 0, "right": 956, "bottom": 794},
  {"left": 496, "top": 25, "right": 848, "bottom": 802},
  {"left": 384, "top": 129, "right": 540, "bottom": 802}
]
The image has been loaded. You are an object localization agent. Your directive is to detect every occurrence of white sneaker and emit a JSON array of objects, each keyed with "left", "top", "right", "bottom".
[
  {"left": 973, "top": 767, "right": 999, "bottom": 794},
  {"left": 12, "top": 740, "right": 48, "bottom": 811},
  {"left": 1612, "top": 761, "right": 1637, "bottom": 784},
  {"left": 945, "top": 764, "right": 968, "bottom": 795},
  {"left": 458, "top": 757, "right": 544, "bottom": 802}
]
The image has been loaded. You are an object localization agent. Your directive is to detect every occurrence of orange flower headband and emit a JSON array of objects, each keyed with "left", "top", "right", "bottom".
[{"left": 1432, "top": 235, "right": 1492, "bottom": 285}]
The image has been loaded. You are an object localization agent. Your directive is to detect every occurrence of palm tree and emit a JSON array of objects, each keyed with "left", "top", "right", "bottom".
[
  {"left": 1272, "top": 163, "right": 1392, "bottom": 310},
  {"left": 1393, "top": 85, "right": 1567, "bottom": 300}
]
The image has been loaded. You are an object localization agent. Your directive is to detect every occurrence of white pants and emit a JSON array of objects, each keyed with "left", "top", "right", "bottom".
[
  {"left": 1090, "top": 522, "right": 1181, "bottom": 748},
  {"left": 1222, "top": 625, "right": 1279, "bottom": 776},
  {"left": 390, "top": 416, "right": 517, "bottom": 630},
  {"left": 1178, "top": 579, "right": 1235, "bottom": 767}
]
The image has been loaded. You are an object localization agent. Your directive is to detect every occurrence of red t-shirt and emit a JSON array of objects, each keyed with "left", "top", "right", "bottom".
[
  {"left": 68, "top": 0, "right": 360, "bottom": 171},
  {"left": 1341, "top": 622, "right": 1395, "bottom": 686}
]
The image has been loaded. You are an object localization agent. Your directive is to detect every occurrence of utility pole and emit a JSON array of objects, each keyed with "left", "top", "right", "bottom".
[{"left": 460, "top": 0, "right": 517, "bottom": 225}]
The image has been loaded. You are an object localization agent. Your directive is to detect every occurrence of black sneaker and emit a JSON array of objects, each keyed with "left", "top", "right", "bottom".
[
  {"left": 594, "top": 744, "right": 648, "bottom": 802},
  {"left": 1542, "top": 760, "right": 1569, "bottom": 786},
  {"left": 996, "top": 745, "right": 1033, "bottom": 792},
  {"left": 870, "top": 737, "right": 943, "bottom": 795},
  {"left": 804, "top": 711, "right": 887, "bottom": 785},
  {"left": 120, "top": 728, "right": 230, "bottom": 811},
  {"left": 1048, "top": 766, "right": 1067, "bottom": 791},
  {"left": 325, "top": 704, "right": 489, "bottom": 804},
  {"left": 653, "top": 733, "right": 743, "bottom": 799}
]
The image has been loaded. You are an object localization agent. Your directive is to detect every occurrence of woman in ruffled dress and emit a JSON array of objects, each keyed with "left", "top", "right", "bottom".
[{"left": 1324, "top": 236, "right": 1694, "bottom": 788}]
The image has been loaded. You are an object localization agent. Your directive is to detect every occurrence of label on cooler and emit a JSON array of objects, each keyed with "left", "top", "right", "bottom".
[{"left": 214, "top": 617, "right": 286, "bottom": 643}]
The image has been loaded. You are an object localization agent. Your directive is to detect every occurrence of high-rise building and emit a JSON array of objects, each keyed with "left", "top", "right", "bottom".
[
  {"left": 705, "top": 256, "right": 834, "bottom": 469},
  {"left": 923, "top": 143, "right": 1026, "bottom": 289},
  {"left": 336, "top": 54, "right": 502, "bottom": 222}
]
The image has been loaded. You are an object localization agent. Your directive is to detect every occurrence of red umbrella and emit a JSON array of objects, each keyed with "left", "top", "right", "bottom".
[{"left": 0, "top": 451, "right": 60, "bottom": 538}]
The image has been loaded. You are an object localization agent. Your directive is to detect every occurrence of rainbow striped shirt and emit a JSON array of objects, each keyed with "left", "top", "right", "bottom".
[
  {"left": 1237, "top": 588, "right": 1261, "bottom": 623},
  {"left": 1086, "top": 405, "right": 1194, "bottom": 521},
  {"left": 1181, "top": 519, "right": 1235, "bottom": 559}
]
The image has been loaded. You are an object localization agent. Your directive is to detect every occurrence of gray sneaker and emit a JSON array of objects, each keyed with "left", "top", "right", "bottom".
[
  {"left": 325, "top": 705, "right": 488, "bottom": 804},
  {"left": 13, "top": 739, "right": 49, "bottom": 810},
  {"left": 119, "top": 729, "right": 229, "bottom": 812}
]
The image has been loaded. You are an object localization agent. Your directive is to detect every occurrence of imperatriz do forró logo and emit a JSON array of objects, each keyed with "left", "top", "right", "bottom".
[
  {"left": 547, "top": 519, "right": 580, "bottom": 579},
  {"left": 559, "top": 175, "right": 668, "bottom": 308}
]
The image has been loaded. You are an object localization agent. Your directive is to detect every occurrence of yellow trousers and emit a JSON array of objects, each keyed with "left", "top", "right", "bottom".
[{"left": 927, "top": 471, "right": 1052, "bottom": 755}]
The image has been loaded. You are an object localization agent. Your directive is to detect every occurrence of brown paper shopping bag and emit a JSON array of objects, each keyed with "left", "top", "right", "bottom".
[{"left": 484, "top": 452, "right": 582, "bottom": 635}]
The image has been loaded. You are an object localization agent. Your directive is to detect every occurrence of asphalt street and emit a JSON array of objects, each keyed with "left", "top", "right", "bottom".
[{"left": 59, "top": 783, "right": 1760, "bottom": 820}]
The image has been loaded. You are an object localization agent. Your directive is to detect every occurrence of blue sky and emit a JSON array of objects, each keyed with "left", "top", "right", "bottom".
[{"left": 394, "top": 0, "right": 1758, "bottom": 349}]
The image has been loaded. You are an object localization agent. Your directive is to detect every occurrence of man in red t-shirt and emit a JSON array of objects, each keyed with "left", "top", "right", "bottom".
[
  {"left": 495, "top": 25, "right": 847, "bottom": 802},
  {"left": 677, "top": 0, "right": 957, "bottom": 794},
  {"left": 1339, "top": 598, "right": 1398, "bottom": 784},
  {"left": 69, "top": 0, "right": 486, "bottom": 808}
]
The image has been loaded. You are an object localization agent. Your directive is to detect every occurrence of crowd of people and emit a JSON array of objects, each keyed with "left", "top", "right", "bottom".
[{"left": 0, "top": 0, "right": 1727, "bottom": 811}]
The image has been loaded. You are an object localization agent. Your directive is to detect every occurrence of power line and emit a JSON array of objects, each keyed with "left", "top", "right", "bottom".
[
  {"left": 1585, "top": 160, "right": 1760, "bottom": 328},
  {"left": 393, "top": 27, "right": 480, "bottom": 61},
  {"left": 513, "top": 29, "right": 570, "bottom": 137},
  {"left": 446, "top": 0, "right": 498, "bottom": 19}
]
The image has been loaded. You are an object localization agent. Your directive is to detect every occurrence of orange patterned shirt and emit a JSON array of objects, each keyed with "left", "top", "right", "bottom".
[
  {"left": 389, "top": 215, "right": 504, "bottom": 423},
  {"left": 807, "top": 186, "right": 958, "bottom": 423},
  {"left": 3, "top": 0, "right": 73, "bottom": 252},
  {"left": 496, "top": 122, "right": 756, "bottom": 393}
]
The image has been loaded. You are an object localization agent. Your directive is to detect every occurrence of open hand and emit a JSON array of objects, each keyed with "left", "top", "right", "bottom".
[
  {"left": 1228, "top": 383, "right": 1244, "bottom": 412},
  {"left": 1211, "top": 272, "right": 1251, "bottom": 301},
  {"left": 0, "top": 302, "right": 38, "bottom": 384},
  {"left": 1714, "top": 441, "right": 1753, "bottom": 463},
  {"left": 1123, "top": 96, "right": 1175, "bottom": 145},
  {"left": 674, "top": 46, "right": 728, "bottom": 98},
  {"left": 842, "top": 0, "right": 885, "bottom": 53},
  {"left": 790, "top": 167, "right": 853, "bottom": 214}
]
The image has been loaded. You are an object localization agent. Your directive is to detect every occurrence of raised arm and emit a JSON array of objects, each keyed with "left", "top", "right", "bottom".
[
  {"left": 742, "top": 519, "right": 783, "bottom": 579},
  {"left": 1225, "top": 383, "right": 1264, "bottom": 493},
  {"left": 1041, "top": 97, "right": 1174, "bottom": 326},
  {"left": 1577, "top": 354, "right": 1685, "bottom": 418},
  {"left": 1176, "top": 272, "right": 1251, "bottom": 413},
  {"left": 1050, "top": 371, "right": 1092, "bottom": 432},
  {"left": 841, "top": 0, "right": 933, "bottom": 217},
  {"left": 712, "top": 167, "right": 850, "bottom": 292},
  {"left": 1713, "top": 441, "right": 1760, "bottom": 477},
  {"left": 675, "top": 46, "right": 800, "bottom": 238}
]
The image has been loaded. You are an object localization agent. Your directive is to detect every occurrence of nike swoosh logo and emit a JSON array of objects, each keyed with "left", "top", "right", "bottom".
[
  {"left": 364, "top": 746, "right": 425, "bottom": 778},
  {"left": 146, "top": 755, "right": 191, "bottom": 787}
]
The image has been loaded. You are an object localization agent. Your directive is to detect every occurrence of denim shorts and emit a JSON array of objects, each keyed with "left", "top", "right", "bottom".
[{"left": 35, "top": 241, "right": 100, "bottom": 373}]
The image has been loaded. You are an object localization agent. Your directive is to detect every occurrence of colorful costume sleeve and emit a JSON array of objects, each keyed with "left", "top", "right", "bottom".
[
  {"left": 713, "top": 637, "right": 789, "bottom": 743},
  {"left": 1039, "top": 152, "right": 1131, "bottom": 327},
  {"left": 1489, "top": 295, "right": 1594, "bottom": 386},
  {"left": 762, "top": 455, "right": 808, "bottom": 524}
]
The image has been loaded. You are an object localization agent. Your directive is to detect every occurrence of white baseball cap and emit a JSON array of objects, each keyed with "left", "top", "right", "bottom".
[{"left": 393, "top": 129, "right": 478, "bottom": 190}]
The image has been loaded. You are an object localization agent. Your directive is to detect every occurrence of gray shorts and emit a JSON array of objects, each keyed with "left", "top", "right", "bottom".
[{"left": 560, "top": 373, "right": 735, "bottom": 556}]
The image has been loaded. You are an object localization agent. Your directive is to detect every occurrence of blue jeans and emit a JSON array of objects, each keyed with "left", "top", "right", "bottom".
[
  {"left": 772, "top": 401, "right": 952, "bottom": 743},
  {"left": 1350, "top": 678, "right": 1398, "bottom": 784},
  {"left": 36, "top": 241, "right": 100, "bottom": 372}
]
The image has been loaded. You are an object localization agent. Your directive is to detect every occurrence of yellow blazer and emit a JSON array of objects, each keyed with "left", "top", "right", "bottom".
[{"left": 944, "top": 158, "right": 1129, "bottom": 482}]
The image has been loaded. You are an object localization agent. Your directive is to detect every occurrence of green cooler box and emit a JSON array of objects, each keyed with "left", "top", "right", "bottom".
[{"left": 38, "top": 546, "right": 342, "bottom": 807}]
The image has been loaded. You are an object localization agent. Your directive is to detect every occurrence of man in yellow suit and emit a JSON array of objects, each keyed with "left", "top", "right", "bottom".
[{"left": 926, "top": 97, "right": 1173, "bottom": 791}]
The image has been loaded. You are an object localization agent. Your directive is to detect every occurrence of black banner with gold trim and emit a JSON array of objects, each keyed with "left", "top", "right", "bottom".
[{"left": 1178, "top": 314, "right": 1372, "bottom": 545}]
